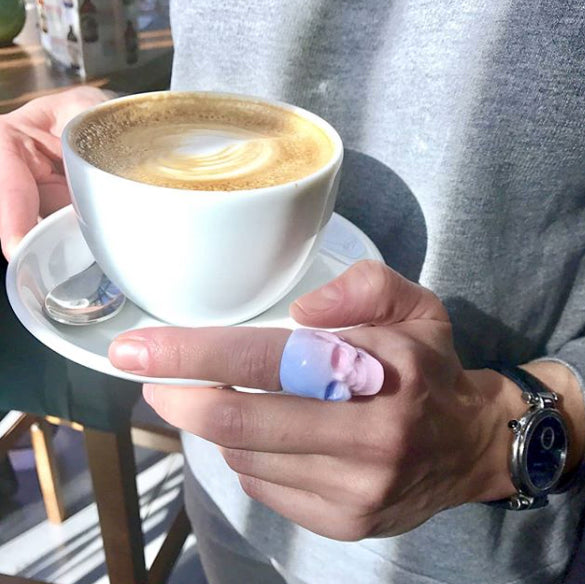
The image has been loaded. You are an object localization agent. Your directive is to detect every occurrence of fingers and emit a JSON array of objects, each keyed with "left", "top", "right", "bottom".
[
  {"left": 290, "top": 259, "right": 449, "bottom": 328},
  {"left": 17, "top": 86, "right": 111, "bottom": 137},
  {"left": 143, "top": 384, "right": 364, "bottom": 455},
  {"left": 220, "top": 447, "right": 378, "bottom": 507},
  {"left": 38, "top": 179, "right": 70, "bottom": 217},
  {"left": 0, "top": 86, "right": 103, "bottom": 260},
  {"left": 235, "top": 477, "right": 370, "bottom": 541},
  {"left": 53, "top": 86, "right": 112, "bottom": 135},
  {"left": 0, "top": 151, "right": 40, "bottom": 260},
  {"left": 110, "top": 326, "right": 290, "bottom": 389},
  {"left": 220, "top": 448, "right": 333, "bottom": 493},
  {"left": 110, "top": 324, "right": 391, "bottom": 400},
  {"left": 0, "top": 158, "right": 69, "bottom": 260}
]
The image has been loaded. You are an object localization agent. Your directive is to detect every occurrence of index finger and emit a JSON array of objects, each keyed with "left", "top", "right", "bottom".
[{"left": 109, "top": 326, "right": 291, "bottom": 390}]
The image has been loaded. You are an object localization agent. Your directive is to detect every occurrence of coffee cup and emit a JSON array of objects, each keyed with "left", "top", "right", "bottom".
[{"left": 62, "top": 91, "right": 343, "bottom": 326}]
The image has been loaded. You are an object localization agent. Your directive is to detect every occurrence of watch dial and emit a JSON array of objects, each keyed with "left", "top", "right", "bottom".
[{"left": 526, "top": 416, "right": 567, "bottom": 490}]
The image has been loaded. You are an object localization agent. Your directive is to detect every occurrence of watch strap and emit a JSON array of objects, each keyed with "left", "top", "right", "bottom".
[
  {"left": 485, "top": 493, "right": 548, "bottom": 511},
  {"left": 484, "top": 362, "right": 564, "bottom": 510},
  {"left": 486, "top": 361, "right": 555, "bottom": 405}
]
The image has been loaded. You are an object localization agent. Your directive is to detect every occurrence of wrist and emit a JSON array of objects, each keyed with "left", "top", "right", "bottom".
[
  {"left": 462, "top": 368, "right": 524, "bottom": 503},
  {"left": 463, "top": 361, "right": 585, "bottom": 505}
]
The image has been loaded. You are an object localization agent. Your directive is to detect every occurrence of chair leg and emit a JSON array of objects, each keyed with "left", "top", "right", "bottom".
[
  {"left": 0, "top": 412, "right": 34, "bottom": 455},
  {"left": 0, "top": 574, "right": 48, "bottom": 584},
  {"left": 147, "top": 506, "right": 191, "bottom": 584},
  {"left": 30, "top": 420, "right": 66, "bottom": 524},
  {"left": 84, "top": 425, "right": 148, "bottom": 584}
]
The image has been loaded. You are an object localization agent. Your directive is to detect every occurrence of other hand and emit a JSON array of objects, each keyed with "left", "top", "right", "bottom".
[{"left": 0, "top": 86, "right": 110, "bottom": 260}]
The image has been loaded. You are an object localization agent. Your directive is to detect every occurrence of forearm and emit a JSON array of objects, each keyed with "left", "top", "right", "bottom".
[{"left": 465, "top": 361, "right": 585, "bottom": 503}]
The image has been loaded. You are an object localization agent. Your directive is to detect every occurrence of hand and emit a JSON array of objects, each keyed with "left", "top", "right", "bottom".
[
  {"left": 0, "top": 86, "right": 110, "bottom": 260},
  {"left": 109, "top": 260, "right": 521, "bottom": 540}
]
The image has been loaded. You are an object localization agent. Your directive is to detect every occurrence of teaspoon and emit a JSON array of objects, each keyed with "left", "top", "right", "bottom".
[
  {"left": 43, "top": 216, "right": 368, "bottom": 326},
  {"left": 44, "top": 261, "right": 126, "bottom": 325}
]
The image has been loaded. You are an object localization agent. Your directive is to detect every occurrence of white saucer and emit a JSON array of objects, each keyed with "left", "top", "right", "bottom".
[{"left": 6, "top": 206, "right": 382, "bottom": 386}]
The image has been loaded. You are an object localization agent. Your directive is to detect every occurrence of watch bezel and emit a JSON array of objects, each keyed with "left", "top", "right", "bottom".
[{"left": 510, "top": 407, "right": 568, "bottom": 497}]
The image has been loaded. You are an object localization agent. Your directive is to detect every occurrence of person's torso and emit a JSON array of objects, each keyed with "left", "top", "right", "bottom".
[
  {"left": 171, "top": 2, "right": 585, "bottom": 582},
  {"left": 170, "top": 0, "right": 585, "bottom": 368}
]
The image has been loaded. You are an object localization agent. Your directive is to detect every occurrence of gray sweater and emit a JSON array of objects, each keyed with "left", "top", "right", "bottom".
[{"left": 171, "top": 1, "right": 585, "bottom": 582}]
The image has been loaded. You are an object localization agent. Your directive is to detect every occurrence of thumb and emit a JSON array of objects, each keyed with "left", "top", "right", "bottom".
[{"left": 290, "top": 260, "right": 449, "bottom": 328}]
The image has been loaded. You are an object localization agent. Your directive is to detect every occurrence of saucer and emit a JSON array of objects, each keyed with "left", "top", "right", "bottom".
[{"left": 6, "top": 206, "right": 382, "bottom": 386}]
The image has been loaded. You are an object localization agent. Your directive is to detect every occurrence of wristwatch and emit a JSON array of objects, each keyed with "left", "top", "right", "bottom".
[{"left": 486, "top": 362, "right": 569, "bottom": 511}]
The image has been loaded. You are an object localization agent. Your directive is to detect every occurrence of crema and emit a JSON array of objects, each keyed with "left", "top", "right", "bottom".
[{"left": 71, "top": 93, "right": 334, "bottom": 191}]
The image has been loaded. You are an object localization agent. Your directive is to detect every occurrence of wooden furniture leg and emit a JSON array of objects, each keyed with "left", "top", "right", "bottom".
[
  {"left": 0, "top": 412, "right": 65, "bottom": 525},
  {"left": 147, "top": 507, "right": 191, "bottom": 584},
  {"left": 29, "top": 420, "right": 66, "bottom": 524},
  {"left": 0, "top": 412, "right": 34, "bottom": 453},
  {"left": 130, "top": 423, "right": 182, "bottom": 454},
  {"left": 84, "top": 425, "right": 148, "bottom": 584},
  {"left": 0, "top": 575, "right": 48, "bottom": 584},
  {"left": 2, "top": 415, "right": 188, "bottom": 584}
]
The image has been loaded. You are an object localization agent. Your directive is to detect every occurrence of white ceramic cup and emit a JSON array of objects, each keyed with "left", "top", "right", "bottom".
[{"left": 62, "top": 91, "right": 343, "bottom": 326}]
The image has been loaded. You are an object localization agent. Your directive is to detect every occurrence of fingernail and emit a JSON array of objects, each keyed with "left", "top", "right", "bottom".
[
  {"left": 109, "top": 339, "right": 149, "bottom": 373},
  {"left": 4, "top": 236, "right": 22, "bottom": 260},
  {"left": 143, "top": 384, "right": 155, "bottom": 404},
  {"left": 294, "top": 283, "right": 342, "bottom": 315}
]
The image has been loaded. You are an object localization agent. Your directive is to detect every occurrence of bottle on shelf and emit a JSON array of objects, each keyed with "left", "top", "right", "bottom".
[
  {"left": 37, "top": 0, "right": 49, "bottom": 34},
  {"left": 80, "top": 0, "right": 98, "bottom": 43},
  {"left": 124, "top": 19, "right": 138, "bottom": 64},
  {"left": 66, "top": 24, "right": 81, "bottom": 70}
]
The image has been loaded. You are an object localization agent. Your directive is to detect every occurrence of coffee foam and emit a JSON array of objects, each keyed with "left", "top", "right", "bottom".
[{"left": 71, "top": 93, "right": 335, "bottom": 191}]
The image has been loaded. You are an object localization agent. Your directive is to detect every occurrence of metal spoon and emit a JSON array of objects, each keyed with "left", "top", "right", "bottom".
[
  {"left": 43, "top": 215, "right": 370, "bottom": 326},
  {"left": 44, "top": 261, "right": 126, "bottom": 325}
]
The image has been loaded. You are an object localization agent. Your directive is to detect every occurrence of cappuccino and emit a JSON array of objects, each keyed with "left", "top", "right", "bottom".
[
  {"left": 63, "top": 91, "right": 343, "bottom": 326},
  {"left": 71, "top": 92, "right": 335, "bottom": 191}
]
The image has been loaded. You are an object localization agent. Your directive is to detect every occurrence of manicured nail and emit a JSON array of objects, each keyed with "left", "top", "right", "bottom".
[
  {"left": 293, "top": 283, "right": 342, "bottom": 315},
  {"left": 109, "top": 339, "right": 149, "bottom": 373},
  {"left": 143, "top": 384, "right": 155, "bottom": 405},
  {"left": 4, "top": 236, "right": 22, "bottom": 260}
]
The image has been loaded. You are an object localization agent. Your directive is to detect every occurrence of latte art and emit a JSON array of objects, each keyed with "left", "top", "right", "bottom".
[
  {"left": 124, "top": 126, "right": 292, "bottom": 185},
  {"left": 71, "top": 93, "right": 335, "bottom": 191}
]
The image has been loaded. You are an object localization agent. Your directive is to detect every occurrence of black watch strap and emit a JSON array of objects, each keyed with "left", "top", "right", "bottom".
[
  {"left": 486, "top": 362, "right": 552, "bottom": 403},
  {"left": 484, "top": 362, "right": 564, "bottom": 510}
]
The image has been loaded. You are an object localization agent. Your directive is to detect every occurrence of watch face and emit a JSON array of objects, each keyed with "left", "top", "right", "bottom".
[{"left": 524, "top": 411, "right": 567, "bottom": 491}]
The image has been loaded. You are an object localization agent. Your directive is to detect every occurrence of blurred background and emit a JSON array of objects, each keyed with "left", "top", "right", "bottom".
[{"left": 0, "top": 0, "right": 174, "bottom": 113}]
